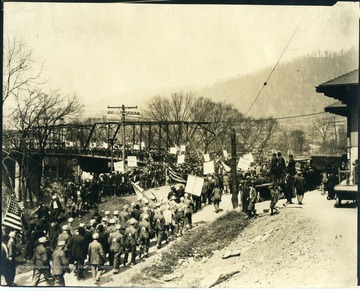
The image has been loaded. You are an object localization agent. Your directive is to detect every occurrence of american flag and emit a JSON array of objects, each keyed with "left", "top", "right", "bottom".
[
  {"left": 3, "top": 196, "right": 23, "bottom": 231},
  {"left": 168, "top": 166, "right": 186, "bottom": 184}
]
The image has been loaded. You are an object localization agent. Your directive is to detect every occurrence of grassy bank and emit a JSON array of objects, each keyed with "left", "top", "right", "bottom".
[{"left": 141, "top": 210, "right": 249, "bottom": 279}]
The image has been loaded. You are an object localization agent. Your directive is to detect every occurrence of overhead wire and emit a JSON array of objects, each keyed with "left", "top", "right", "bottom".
[{"left": 244, "top": 13, "right": 305, "bottom": 117}]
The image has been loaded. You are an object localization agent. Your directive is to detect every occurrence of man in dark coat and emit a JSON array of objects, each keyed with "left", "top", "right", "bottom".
[
  {"left": 69, "top": 227, "right": 87, "bottom": 280},
  {"left": 7, "top": 231, "right": 17, "bottom": 286},
  {"left": 32, "top": 237, "right": 55, "bottom": 286},
  {"left": 284, "top": 154, "right": 296, "bottom": 204},
  {"left": 51, "top": 241, "right": 70, "bottom": 286},
  {"left": 1, "top": 234, "right": 13, "bottom": 286},
  {"left": 294, "top": 171, "right": 306, "bottom": 205},
  {"left": 277, "top": 152, "right": 286, "bottom": 183}
]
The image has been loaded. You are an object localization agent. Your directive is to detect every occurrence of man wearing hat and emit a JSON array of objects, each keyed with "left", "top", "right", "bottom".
[
  {"left": 88, "top": 233, "right": 105, "bottom": 285},
  {"left": 119, "top": 205, "right": 130, "bottom": 229},
  {"left": 106, "top": 219, "right": 117, "bottom": 235},
  {"left": 49, "top": 192, "right": 63, "bottom": 220},
  {"left": 241, "top": 177, "right": 251, "bottom": 214},
  {"left": 112, "top": 211, "right": 120, "bottom": 225},
  {"left": 32, "top": 237, "right": 55, "bottom": 286},
  {"left": 52, "top": 241, "right": 70, "bottom": 286},
  {"left": 270, "top": 153, "right": 278, "bottom": 182},
  {"left": 108, "top": 224, "right": 123, "bottom": 274},
  {"left": 124, "top": 219, "right": 138, "bottom": 266},
  {"left": 7, "top": 231, "right": 17, "bottom": 286},
  {"left": 294, "top": 171, "right": 305, "bottom": 205},
  {"left": 70, "top": 226, "right": 87, "bottom": 281},
  {"left": 58, "top": 225, "right": 71, "bottom": 248}
]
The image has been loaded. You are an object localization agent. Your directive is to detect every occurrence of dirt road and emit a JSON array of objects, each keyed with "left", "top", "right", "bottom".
[{"left": 14, "top": 187, "right": 357, "bottom": 288}]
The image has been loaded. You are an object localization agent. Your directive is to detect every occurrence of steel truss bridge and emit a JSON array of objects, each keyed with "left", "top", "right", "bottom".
[{"left": 4, "top": 120, "right": 223, "bottom": 160}]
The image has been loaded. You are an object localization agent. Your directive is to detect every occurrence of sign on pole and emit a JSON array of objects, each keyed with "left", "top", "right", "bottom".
[
  {"left": 204, "top": 153, "right": 210, "bottom": 162},
  {"left": 203, "top": 161, "right": 215, "bottom": 175},
  {"left": 114, "top": 161, "right": 125, "bottom": 173},
  {"left": 133, "top": 144, "right": 140, "bottom": 150},
  {"left": 185, "top": 175, "right": 204, "bottom": 197},
  {"left": 128, "top": 156, "right": 138, "bottom": 167},
  {"left": 237, "top": 157, "right": 251, "bottom": 170},
  {"left": 169, "top": 147, "right": 177, "bottom": 154},
  {"left": 177, "top": 155, "right": 185, "bottom": 164},
  {"left": 223, "top": 150, "right": 228, "bottom": 158},
  {"left": 243, "top": 153, "right": 254, "bottom": 163},
  {"left": 180, "top": 145, "right": 186, "bottom": 152}
]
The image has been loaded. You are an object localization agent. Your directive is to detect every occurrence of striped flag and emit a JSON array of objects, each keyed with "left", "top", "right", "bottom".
[
  {"left": 3, "top": 196, "right": 23, "bottom": 232},
  {"left": 168, "top": 167, "right": 186, "bottom": 184},
  {"left": 131, "top": 182, "right": 157, "bottom": 201}
]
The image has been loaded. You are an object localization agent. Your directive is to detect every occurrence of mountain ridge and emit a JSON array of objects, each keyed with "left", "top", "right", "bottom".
[{"left": 196, "top": 48, "right": 358, "bottom": 120}]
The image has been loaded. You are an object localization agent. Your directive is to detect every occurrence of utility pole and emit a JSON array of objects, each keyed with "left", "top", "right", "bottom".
[
  {"left": 108, "top": 105, "right": 139, "bottom": 171},
  {"left": 230, "top": 128, "right": 238, "bottom": 209}
]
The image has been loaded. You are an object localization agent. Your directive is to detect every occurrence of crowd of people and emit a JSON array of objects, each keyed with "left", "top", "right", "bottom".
[
  {"left": 1, "top": 184, "right": 207, "bottom": 286},
  {"left": 1, "top": 150, "right": 349, "bottom": 287}
]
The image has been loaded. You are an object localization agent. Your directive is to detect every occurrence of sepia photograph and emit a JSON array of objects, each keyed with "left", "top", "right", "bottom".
[{"left": 1, "top": 0, "right": 359, "bottom": 288}]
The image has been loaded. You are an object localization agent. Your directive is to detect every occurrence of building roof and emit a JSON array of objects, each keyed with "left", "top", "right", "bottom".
[
  {"left": 324, "top": 101, "right": 348, "bottom": 117},
  {"left": 318, "top": 69, "right": 358, "bottom": 87},
  {"left": 316, "top": 69, "right": 359, "bottom": 103}
]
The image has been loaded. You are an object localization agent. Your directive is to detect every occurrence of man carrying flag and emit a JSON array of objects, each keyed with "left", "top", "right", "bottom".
[
  {"left": 1, "top": 195, "right": 24, "bottom": 286},
  {"left": 3, "top": 195, "right": 24, "bottom": 233},
  {"left": 131, "top": 182, "right": 157, "bottom": 202}
]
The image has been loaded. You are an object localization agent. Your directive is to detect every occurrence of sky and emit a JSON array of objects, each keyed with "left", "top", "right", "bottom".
[{"left": 3, "top": 2, "right": 359, "bottom": 118}]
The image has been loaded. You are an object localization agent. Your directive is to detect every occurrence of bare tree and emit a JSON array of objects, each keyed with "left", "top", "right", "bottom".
[
  {"left": 2, "top": 38, "right": 44, "bottom": 106},
  {"left": 312, "top": 117, "right": 333, "bottom": 153},
  {"left": 4, "top": 89, "right": 83, "bottom": 202},
  {"left": 191, "top": 97, "right": 243, "bottom": 153},
  {"left": 236, "top": 117, "right": 278, "bottom": 156},
  {"left": 145, "top": 92, "right": 195, "bottom": 145}
]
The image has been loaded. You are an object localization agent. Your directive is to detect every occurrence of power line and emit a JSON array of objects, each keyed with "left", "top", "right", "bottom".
[
  {"left": 244, "top": 16, "right": 304, "bottom": 117},
  {"left": 219, "top": 111, "right": 327, "bottom": 124}
]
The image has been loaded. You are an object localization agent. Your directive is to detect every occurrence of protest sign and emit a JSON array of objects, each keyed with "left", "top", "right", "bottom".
[
  {"left": 177, "top": 155, "right": 185, "bottom": 164},
  {"left": 128, "top": 156, "right": 138, "bottom": 167},
  {"left": 185, "top": 175, "right": 204, "bottom": 197},
  {"left": 203, "top": 161, "right": 215, "bottom": 175},
  {"left": 114, "top": 161, "right": 125, "bottom": 173}
]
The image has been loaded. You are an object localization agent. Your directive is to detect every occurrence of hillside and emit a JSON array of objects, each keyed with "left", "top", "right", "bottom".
[{"left": 197, "top": 48, "right": 358, "bottom": 120}]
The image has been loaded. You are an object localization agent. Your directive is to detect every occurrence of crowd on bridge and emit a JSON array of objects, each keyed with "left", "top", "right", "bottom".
[{"left": 1, "top": 149, "right": 346, "bottom": 287}]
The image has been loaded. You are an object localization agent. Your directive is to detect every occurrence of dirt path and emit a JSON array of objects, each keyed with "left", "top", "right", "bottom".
[
  {"left": 160, "top": 190, "right": 357, "bottom": 288},
  {"left": 14, "top": 187, "right": 357, "bottom": 288}
]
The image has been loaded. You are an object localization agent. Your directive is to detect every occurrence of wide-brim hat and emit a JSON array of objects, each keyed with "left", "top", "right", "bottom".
[{"left": 39, "top": 237, "right": 47, "bottom": 243}]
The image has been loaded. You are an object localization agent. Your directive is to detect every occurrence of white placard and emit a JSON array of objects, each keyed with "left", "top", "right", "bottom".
[
  {"left": 140, "top": 142, "right": 145, "bottom": 149},
  {"left": 128, "top": 156, "right": 138, "bottom": 167},
  {"left": 204, "top": 154, "right": 210, "bottom": 162},
  {"left": 243, "top": 153, "right": 254, "bottom": 163},
  {"left": 203, "top": 161, "right": 215, "bottom": 175},
  {"left": 180, "top": 145, "right": 186, "bottom": 152},
  {"left": 223, "top": 150, "right": 228, "bottom": 158},
  {"left": 81, "top": 171, "right": 93, "bottom": 180},
  {"left": 102, "top": 142, "right": 109, "bottom": 149},
  {"left": 185, "top": 175, "right": 204, "bottom": 197},
  {"left": 170, "top": 147, "right": 177, "bottom": 154},
  {"left": 133, "top": 144, "right": 140, "bottom": 150},
  {"left": 114, "top": 161, "right": 125, "bottom": 173},
  {"left": 237, "top": 157, "right": 251, "bottom": 170},
  {"left": 177, "top": 155, "right": 185, "bottom": 164}
]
